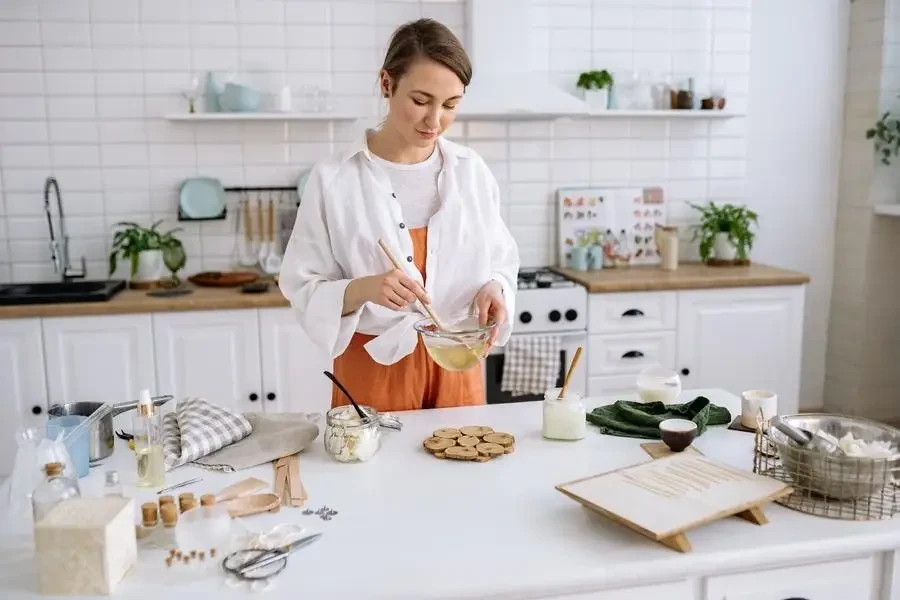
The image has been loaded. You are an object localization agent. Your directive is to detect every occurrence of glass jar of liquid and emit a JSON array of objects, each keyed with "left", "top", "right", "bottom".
[
  {"left": 636, "top": 367, "right": 682, "bottom": 404},
  {"left": 542, "top": 388, "right": 586, "bottom": 441}
]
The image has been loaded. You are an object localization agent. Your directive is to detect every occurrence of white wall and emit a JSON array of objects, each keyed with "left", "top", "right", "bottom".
[{"left": 748, "top": 0, "right": 848, "bottom": 410}]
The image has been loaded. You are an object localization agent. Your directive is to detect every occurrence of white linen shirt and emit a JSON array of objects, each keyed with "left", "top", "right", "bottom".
[{"left": 278, "top": 131, "right": 520, "bottom": 366}]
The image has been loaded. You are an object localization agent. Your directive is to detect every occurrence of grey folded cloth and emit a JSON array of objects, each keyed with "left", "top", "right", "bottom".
[
  {"left": 192, "top": 412, "right": 320, "bottom": 472},
  {"left": 162, "top": 397, "right": 253, "bottom": 469}
]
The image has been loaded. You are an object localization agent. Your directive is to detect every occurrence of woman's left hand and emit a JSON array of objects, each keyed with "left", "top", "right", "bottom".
[{"left": 474, "top": 281, "right": 507, "bottom": 349}]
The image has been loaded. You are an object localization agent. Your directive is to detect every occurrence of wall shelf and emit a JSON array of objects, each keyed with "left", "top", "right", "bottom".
[
  {"left": 873, "top": 204, "right": 900, "bottom": 216},
  {"left": 164, "top": 109, "right": 745, "bottom": 123}
]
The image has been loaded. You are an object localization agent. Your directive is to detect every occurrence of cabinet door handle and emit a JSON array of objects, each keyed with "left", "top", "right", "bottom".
[
  {"left": 266, "top": 392, "right": 276, "bottom": 401},
  {"left": 31, "top": 405, "right": 43, "bottom": 415},
  {"left": 249, "top": 393, "right": 259, "bottom": 402},
  {"left": 621, "top": 308, "right": 644, "bottom": 317},
  {"left": 681, "top": 368, "right": 690, "bottom": 376},
  {"left": 621, "top": 350, "right": 644, "bottom": 359}
]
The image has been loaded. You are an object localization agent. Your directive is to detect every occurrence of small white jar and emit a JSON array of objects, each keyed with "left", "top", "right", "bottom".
[{"left": 542, "top": 387, "right": 586, "bottom": 441}]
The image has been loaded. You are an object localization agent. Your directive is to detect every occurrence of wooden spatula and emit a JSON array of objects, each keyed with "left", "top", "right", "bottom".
[{"left": 216, "top": 477, "right": 267, "bottom": 503}]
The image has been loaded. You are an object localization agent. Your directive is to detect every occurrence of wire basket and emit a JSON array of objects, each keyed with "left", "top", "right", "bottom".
[{"left": 752, "top": 413, "right": 900, "bottom": 521}]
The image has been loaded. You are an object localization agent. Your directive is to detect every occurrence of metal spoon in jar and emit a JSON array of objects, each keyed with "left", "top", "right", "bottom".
[{"left": 323, "top": 370, "right": 367, "bottom": 420}]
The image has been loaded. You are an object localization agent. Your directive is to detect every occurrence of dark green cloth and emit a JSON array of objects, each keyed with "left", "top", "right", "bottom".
[{"left": 586, "top": 396, "right": 732, "bottom": 439}]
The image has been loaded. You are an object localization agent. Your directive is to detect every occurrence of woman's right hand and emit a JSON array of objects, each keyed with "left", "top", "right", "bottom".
[{"left": 343, "top": 269, "right": 430, "bottom": 315}]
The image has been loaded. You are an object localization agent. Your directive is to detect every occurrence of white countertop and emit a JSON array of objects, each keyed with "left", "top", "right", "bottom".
[{"left": 2, "top": 388, "right": 899, "bottom": 600}]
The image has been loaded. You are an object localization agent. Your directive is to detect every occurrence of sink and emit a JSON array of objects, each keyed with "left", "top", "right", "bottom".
[{"left": 0, "top": 279, "right": 127, "bottom": 305}]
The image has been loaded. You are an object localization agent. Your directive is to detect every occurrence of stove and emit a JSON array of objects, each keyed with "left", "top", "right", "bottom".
[
  {"left": 517, "top": 267, "right": 575, "bottom": 290},
  {"left": 512, "top": 267, "right": 587, "bottom": 334}
]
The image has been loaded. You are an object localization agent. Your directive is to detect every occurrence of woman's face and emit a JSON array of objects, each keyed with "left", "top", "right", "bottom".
[{"left": 381, "top": 58, "right": 464, "bottom": 148}]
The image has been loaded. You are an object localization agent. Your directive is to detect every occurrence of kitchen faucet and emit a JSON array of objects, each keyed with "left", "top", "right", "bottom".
[{"left": 43, "top": 176, "right": 86, "bottom": 282}]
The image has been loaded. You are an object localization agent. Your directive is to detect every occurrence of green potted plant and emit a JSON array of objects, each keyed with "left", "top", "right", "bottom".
[
  {"left": 688, "top": 201, "right": 758, "bottom": 263},
  {"left": 866, "top": 105, "right": 900, "bottom": 165},
  {"left": 576, "top": 70, "right": 614, "bottom": 111},
  {"left": 108, "top": 220, "right": 184, "bottom": 284}
]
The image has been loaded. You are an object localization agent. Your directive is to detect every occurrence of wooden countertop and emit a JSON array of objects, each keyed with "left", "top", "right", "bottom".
[
  {"left": 552, "top": 262, "right": 810, "bottom": 293},
  {"left": 0, "top": 283, "right": 290, "bottom": 319}
]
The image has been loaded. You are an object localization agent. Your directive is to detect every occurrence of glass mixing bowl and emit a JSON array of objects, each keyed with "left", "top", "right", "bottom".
[{"left": 414, "top": 313, "right": 495, "bottom": 371}]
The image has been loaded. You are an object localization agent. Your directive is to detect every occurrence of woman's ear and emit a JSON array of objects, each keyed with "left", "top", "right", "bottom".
[{"left": 379, "top": 70, "right": 392, "bottom": 98}]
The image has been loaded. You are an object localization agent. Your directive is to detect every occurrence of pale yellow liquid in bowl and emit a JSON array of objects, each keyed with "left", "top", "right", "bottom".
[{"left": 425, "top": 341, "right": 487, "bottom": 371}]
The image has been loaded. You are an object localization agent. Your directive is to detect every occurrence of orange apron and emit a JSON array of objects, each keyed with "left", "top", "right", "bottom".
[{"left": 332, "top": 227, "right": 485, "bottom": 412}]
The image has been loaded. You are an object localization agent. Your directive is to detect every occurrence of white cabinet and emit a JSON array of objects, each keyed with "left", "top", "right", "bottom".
[
  {"left": 0, "top": 319, "right": 47, "bottom": 476},
  {"left": 259, "top": 308, "right": 333, "bottom": 416},
  {"left": 153, "top": 310, "right": 262, "bottom": 414},
  {"left": 677, "top": 286, "right": 804, "bottom": 415},
  {"left": 586, "top": 285, "right": 806, "bottom": 413},
  {"left": 704, "top": 556, "right": 875, "bottom": 600},
  {"left": 42, "top": 315, "right": 156, "bottom": 427}
]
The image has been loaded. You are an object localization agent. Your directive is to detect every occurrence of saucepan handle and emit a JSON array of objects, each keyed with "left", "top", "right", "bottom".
[{"left": 109, "top": 394, "right": 174, "bottom": 418}]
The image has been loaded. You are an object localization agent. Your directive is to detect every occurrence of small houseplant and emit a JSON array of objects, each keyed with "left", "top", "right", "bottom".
[
  {"left": 866, "top": 104, "right": 900, "bottom": 165},
  {"left": 108, "top": 220, "right": 184, "bottom": 284},
  {"left": 576, "top": 70, "right": 614, "bottom": 111},
  {"left": 688, "top": 201, "right": 758, "bottom": 263}
]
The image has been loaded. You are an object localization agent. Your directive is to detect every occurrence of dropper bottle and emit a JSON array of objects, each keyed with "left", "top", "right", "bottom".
[{"left": 133, "top": 389, "right": 165, "bottom": 488}]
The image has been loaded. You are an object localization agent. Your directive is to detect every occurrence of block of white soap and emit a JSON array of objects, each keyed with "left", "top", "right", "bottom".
[{"left": 34, "top": 496, "right": 137, "bottom": 596}]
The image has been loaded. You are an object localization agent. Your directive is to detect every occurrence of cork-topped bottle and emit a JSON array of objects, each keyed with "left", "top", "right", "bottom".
[{"left": 32, "top": 462, "right": 81, "bottom": 522}]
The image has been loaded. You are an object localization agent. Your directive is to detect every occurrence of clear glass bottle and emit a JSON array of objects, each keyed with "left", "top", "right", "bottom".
[
  {"left": 32, "top": 461, "right": 81, "bottom": 522},
  {"left": 324, "top": 405, "right": 381, "bottom": 462},
  {"left": 133, "top": 389, "right": 165, "bottom": 488},
  {"left": 104, "top": 470, "right": 123, "bottom": 496}
]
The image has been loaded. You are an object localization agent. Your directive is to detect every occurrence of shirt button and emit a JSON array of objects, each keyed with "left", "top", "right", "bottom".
[
  {"left": 391, "top": 193, "right": 396, "bottom": 198},
  {"left": 399, "top": 223, "right": 405, "bottom": 229},
  {"left": 406, "top": 256, "right": 413, "bottom": 262}
]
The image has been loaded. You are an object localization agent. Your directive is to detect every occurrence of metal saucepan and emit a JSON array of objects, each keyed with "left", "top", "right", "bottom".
[{"left": 47, "top": 395, "right": 174, "bottom": 464}]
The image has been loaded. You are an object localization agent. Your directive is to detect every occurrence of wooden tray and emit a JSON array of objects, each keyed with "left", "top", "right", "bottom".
[
  {"left": 188, "top": 271, "right": 259, "bottom": 287},
  {"left": 556, "top": 452, "right": 792, "bottom": 553},
  {"left": 422, "top": 426, "right": 515, "bottom": 462}
]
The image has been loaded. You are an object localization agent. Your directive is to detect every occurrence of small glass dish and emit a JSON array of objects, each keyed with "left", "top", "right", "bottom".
[
  {"left": 324, "top": 405, "right": 381, "bottom": 463},
  {"left": 636, "top": 367, "right": 682, "bottom": 404},
  {"left": 414, "top": 313, "right": 495, "bottom": 372}
]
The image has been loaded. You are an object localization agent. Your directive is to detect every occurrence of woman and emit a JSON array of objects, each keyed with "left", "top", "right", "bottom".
[{"left": 279, "top": 18, "right": 519, "bottom": 413}]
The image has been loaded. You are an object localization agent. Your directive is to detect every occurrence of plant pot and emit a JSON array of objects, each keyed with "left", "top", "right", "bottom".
[
  {"left": 134, "top": 249, "right": 166, "bottom": 282},
  {"left": 584, "top": 89, "right": 609, "bottom": 111},
  {"left": 713, "top": 232, "right": 737, "bottom": 261}
]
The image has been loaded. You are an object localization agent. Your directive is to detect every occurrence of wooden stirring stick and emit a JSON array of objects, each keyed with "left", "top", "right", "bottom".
[
  {"left": 377, "top": 239, "right": 451, "bottom": 332},
  {"left": 558, "top": 346, "right": 583, "bottom": 399}
]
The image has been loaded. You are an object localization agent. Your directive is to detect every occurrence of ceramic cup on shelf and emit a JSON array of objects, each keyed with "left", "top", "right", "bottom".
[
  {"left": 740, "top": 390, "right": 778, "bottom": 430},
  {"left": 569, "top": 246, "right": 588, "bottom": 271}
]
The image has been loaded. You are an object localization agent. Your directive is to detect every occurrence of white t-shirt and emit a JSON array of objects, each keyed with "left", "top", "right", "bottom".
[{"left": 370, "top": 148, "right": 442, "bottom": 229}]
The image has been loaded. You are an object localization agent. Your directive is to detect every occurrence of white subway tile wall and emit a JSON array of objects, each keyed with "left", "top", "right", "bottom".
[{"left": 0, "top": 0, "right": 751, "bottom": 283}]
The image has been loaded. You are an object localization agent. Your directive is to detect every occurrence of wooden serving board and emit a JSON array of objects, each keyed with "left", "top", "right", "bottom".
[
  {"left": 556, "top": 452, "right": 792, "bottom": 553},
  {"left": 422, "top": 426, "right": 515, "bottom": 462}
]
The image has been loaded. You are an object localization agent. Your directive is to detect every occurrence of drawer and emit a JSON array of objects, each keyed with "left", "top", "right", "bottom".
[
  {"left": 588, "top": 375, "right": 641, "bottom": 400},
  {"left": 704, "top": 556, "right": 875, "bottom": 600},
  {"left": 588, "top": 331, "right": 676, "bottom": 376},
  {"left": 556, "top": 579, "right": 692, "bottom": 599},
  {"left": 589, "top": 291, "right": 676, "bottom": 333}
]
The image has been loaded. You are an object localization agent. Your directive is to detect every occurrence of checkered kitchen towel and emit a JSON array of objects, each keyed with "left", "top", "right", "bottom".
[
  {"left": 162, "top": 397, "right": 253, "bottom": 469},
  {"left": 500, "top": 335, "right": 561, "bottom": 396}
]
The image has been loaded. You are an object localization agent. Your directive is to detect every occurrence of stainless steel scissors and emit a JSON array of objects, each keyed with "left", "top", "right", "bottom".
[{"left": 222, "top": 532, "right": 322, "bottom": 581}]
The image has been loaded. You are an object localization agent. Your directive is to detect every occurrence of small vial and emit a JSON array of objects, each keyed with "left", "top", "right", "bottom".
[
  {"left": 104, "top": 471, "right": 123, "bottom": 497},
  {"left": 141, "top": 502, "right": 159, "bottom": 528}
]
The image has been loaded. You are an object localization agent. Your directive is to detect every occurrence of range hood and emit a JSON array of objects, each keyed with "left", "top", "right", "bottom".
[{"left": 460, "top": 0, "right": 589, "bottom": 119}]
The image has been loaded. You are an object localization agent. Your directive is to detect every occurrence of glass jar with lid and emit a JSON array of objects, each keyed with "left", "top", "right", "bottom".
[
  {"left": 324, "top": 405, "right": 381, "bottom": 462},
  {"left": 542, "top": 387, "right": 586, "bottom": 441},
  {"left": 636, "top": 367, "right": 682, "bottom": 404}
]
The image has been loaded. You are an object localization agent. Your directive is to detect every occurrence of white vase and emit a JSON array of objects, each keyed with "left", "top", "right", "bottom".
[
  {"left": 714, "top": 232, "right": 737, "bottom": 261},
  {"left": 134, "top": 249, "right": 165, "bottom": 282},
  {"left": 584, "top": 89, "right": 609, "bottom": 111}
]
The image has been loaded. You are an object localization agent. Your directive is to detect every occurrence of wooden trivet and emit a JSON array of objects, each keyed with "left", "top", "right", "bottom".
[
  {"left": 640, "top": 442, "right": 703, "bottom": 460},
  {"left": 423, "top": 426, "right": 515, "bottom": 462},
  {"left": 727, "top": 415, "right": 757, "bottom": 434}
]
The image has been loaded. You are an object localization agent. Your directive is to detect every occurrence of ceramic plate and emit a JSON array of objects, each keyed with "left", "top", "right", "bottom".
[{"left": 180, "top": 177, "right": 226, "bottom": 219}]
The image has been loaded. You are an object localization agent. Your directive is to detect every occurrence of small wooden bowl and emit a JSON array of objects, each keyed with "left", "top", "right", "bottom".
[
  {"left": 188, "top": 271, "right": 260, "bottom": 287},
  {"left": 223, "top": 493, "right": 280, "bottom": 518}
]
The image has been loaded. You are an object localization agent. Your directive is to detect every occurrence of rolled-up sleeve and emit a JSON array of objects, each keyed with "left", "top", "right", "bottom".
[
  {"left": 485, "top": 170, "right": 520, "bottom": 347},
  {"left": 278, "top": 166, "right": 362, "bottom": 358}
]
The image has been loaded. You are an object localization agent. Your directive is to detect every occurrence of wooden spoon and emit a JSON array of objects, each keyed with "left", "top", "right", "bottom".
[
  {"left": 558, "top": 345, "right": 583, "bottom": 399},
  {"left": 215, "top": 477, "right": 267, "bottom": 503},
  {"left": 376, "top": 238, "right": 451, "bottom": 332}
]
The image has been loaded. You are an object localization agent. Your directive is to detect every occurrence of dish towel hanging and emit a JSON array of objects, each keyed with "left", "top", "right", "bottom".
[
  {"left": 500, "top": 335, "right": 561, "bottom": 396},
  {"left": 162, "top": 397, "right": 253, "bottom": 470}
]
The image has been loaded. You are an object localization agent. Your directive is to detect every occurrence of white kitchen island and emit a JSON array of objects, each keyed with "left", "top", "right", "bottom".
[{"left": 1, "top": 388, "right": 898, "bottom": 600}]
